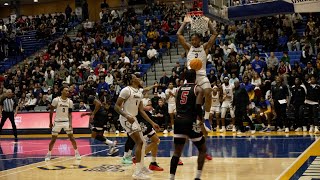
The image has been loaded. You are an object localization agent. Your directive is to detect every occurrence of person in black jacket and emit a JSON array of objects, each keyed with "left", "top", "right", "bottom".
[
  {"left": 271, "top": 76, "right": 290, "bottom": 133},
  {"left": 290, "top": 77, "right": 307, "bottom": 132},
  {"left": 233, "top": 80, "right": 250, "bottom": 133},
  {"left": 154, "top": 99, "right": 169, "bottom": 134},
  {"left": 305, "top": 76, "right": 320, "bottom": 134}
]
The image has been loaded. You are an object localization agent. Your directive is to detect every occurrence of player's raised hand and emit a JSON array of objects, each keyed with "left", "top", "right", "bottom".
[{"left": 183, "top": 14, "right": 191, "bottom": 23}]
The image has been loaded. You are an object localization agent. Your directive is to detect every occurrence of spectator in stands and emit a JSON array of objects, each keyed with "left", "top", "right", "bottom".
[
  {"left": 287, "top": 36, "right": 301, "bottom": 52},
  {"left": 178, "top": 53, "right": 187, "bottom": 68},
  {"left": 65, "top": 4, "right": 72, "bottom": 20},
  {"left": 154, "top": 99, "right": 169, "bottom": 133},
  {"left": 267, "top": 52, "right": 279, "bottom": 72},
  {"left": 251, "top": 54, "right": 265, "bottom": 75},
  {"left": 24, "top": 93, "right": 37, "bottom": 111},
  {"left": 301, "top": 45, "right": 313, "bottom": 65},
  {"left": 96, "top": 76, "right": 109, "bottom": 94},
  {"left": 278, "top": 32, "right": 288, "bottom": 51},
  {"left": 159, "top": 32, "right": 170, "bottom": 49},
  {"left": 146, "top": 45, "right": 158, "bottom": 64}
]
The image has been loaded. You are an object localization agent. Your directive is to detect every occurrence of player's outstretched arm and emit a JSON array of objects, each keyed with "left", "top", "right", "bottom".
[
  {"left": 204, "top": 20, "right": 218, "bottom": 53},
  {"left": 138, "top": 102, "right": 160, "bottom": 131},
  {"left": 177, "top": 16, "right": 191, "bottom": 52}
]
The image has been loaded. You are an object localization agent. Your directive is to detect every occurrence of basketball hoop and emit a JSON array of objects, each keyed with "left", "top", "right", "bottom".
[{"left": 186, "top": 11, "right": 209, "bottom": 35}]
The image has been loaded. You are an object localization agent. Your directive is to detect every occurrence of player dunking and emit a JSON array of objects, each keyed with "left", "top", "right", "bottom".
[
  {"left": 177, "top": 14, "right": 218, "bottom": 131},
  {"left": 170, "top": 69, "right": 207, "bottom": 180},
  {"left": 45, "top": 87, "right": 80, "bottom": 161},
  {"left": 115, "top": 74, "right": 160, "bottom": 180}
]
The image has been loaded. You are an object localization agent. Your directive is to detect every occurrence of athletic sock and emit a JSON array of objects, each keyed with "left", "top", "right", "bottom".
[
  {"left": 105, "top": 139, "right": 114, "bottom": 146},
  {"left": 170, "top": 156, "right": 180, "bottom": 175},
  {"left": 196, "top": 170, "right": 202, "bottom": 179},
  {"left": 152, "top": 156, "right": 156, "bottom": 163},
  {"left": 204, "top": 111, "right": 210, "bottom": 119}
]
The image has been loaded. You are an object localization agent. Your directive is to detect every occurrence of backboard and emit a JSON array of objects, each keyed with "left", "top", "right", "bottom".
[{"left": 202, "top": 0, "right": 232, "bottom": 24}]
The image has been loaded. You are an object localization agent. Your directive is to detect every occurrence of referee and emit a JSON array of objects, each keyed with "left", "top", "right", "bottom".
[{"left": 0, "top": 89, "right": 19, "bottom": 140}]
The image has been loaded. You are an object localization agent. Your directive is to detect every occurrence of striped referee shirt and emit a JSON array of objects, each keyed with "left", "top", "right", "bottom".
[{"left": 0, "top": 97, "right": 17, "bottom": 112}]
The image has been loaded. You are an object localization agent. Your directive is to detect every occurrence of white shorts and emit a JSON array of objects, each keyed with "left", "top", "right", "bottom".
[
  {"left": 119, "top": 116, "right": 141, "bottom": 135},
  {"left": 221, "top": 101, "right": 235, "bottom": 118},
  {"left": 196, "top": 74, "right": 211, "bottom": 89},
  {"left": 168, "top": 103, "right": 176, "bottom": 114},
  {"left": 52, "top": 122, "right": 73, "bottom": 135},
  {"left": 210, "top": 106, "right": 221, "bottom": 114}
]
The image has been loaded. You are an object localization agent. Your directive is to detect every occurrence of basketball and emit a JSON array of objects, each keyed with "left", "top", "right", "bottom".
[{"left": 190, "top": 58, "right": 203, "bottom": 71}]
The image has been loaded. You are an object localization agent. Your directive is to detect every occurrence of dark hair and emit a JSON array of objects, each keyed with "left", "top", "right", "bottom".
[
  {"left": 191, "top": 33, "right": 202, "bottom": 39},
  {"left": 185, "top": 69, "right": 196, "bottom": 83},
  {"left": 59, "top": 86, "right": 67, "bottom": 94}
]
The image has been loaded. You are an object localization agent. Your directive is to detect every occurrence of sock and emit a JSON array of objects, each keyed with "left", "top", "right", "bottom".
[
  {"left": 170, "top": 156, "right": 180, "bottom": 175},
  {"left": 267, "top": 124, "right": 271, "bottom": 128},
  {"left": 221, "top": 126, "right": 225, "bottom": 129},
  {"left": 261, "top": 124, "right": 266, "bottom": 128},
  {"left": 75, "top": 149, "right": 79, "bottom": 154},
  {"left": 128, "top": 150, "right": 132, "bottom": 157},
  {"left": 105, "top": 139, "right": 114, "bottom": 146},
  {"left": 48, "top": 151, "right": 51, "bottom": 155},
  {"left": 123, "top": 152, "right": 128, "bottom": 158},
  {"left": 196, "top": 170, "right": 202, "bottom": 179},
  {"left": 204, "top": 111, "right": 210, "bottom": 119},
  {"left": 170, "top": 174, "right": 175, "bottom": 180},
  {"left": 152, "top": 156, "right": 156, "bottom": 163}
]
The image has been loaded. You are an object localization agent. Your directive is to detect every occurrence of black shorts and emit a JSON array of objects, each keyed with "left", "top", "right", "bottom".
[
  {"left": 143, "top": 125, "right": 156, "bottom": 138},
  {"left": 91, "top": 113, "right": 108, "bottom": 132},
  {"left": 174, "top": 117, "right": 203, "bottom": 142}
]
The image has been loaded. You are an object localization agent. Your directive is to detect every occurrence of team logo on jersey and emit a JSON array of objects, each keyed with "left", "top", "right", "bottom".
[
  {"left": 192, "top": 122, "right": 201, "bottom": 133},
  {"left": 84, "top": 164, "right": 126, "bottom": 172}
]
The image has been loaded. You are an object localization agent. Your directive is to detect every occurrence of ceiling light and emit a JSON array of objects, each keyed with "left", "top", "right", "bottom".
[
  {"left": 34, "top": 0, "right": 38, "bottom": 2},
  {"left": 4, "top": 2, "right": 9, "bottom": 5}
]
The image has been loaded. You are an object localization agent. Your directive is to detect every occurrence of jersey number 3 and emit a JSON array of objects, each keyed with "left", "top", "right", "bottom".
[{"left": 180, "top": 91, "right": 189, "bottom": 105}]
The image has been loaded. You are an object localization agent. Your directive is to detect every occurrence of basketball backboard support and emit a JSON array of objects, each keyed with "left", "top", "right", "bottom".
[{"left": 202, "top": 0, "right": 232, "bottom": 24}]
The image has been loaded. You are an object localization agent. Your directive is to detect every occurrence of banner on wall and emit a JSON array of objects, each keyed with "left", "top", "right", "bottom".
[{"left": 2, "top": 112, "right": 89, "bottom": 129}]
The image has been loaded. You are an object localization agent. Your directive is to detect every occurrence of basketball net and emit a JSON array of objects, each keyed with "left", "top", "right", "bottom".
[{"left": 186, "top": 11, "right": 210, "bottom": 35}]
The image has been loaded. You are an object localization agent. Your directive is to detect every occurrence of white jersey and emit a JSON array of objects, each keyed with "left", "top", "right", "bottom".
[
  {"left": 119, "top": 86, "right": 143, "bottom": 117},
  {"left": 212, "top": 92, "right": 221, "bottom": 107},
  {"left": 187, "top": 45, "right": 207, "bottom": 76},
  {"left": 222, "top": 83, "right": 234, "bottom": 101},
  {"left": 51, "top": 97, "right": 73, "bottom": 122},
  {"left": 165, "top": 88, "right": 177, "bottom": 104}
]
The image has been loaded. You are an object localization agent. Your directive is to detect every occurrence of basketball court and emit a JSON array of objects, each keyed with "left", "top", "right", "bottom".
[{"left": 0, "top": 132, "right": 319, "bottom": 180}]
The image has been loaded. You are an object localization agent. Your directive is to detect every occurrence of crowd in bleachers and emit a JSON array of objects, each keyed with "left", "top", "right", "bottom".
[{"left": 0, "top": 1, "right": 320, "bottom": 133}]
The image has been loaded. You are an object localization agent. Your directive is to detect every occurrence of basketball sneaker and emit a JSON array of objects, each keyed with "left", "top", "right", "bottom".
[
  {"left": 285, "top": 128, "right": 289, "bottom": 133},
  {"left": 132, "top": 171, "right": 150, "bottom": 180},
  {"left": 163, "top": 129, "right": 168, "bottom": 134},
  {"left": 178, "top": 159, "right": 183, "bottom": 165},
  {"left": 303, "top": 126, "right": 308, "bottom": 132},
  {"left": 45, "top": 152, "right": 51, "bottom": 161},
  {"left": 149, "top": 162, "right": 164, "bottom": 171},
  {"left": 232, "top": 126, "right": 237, "bottom": 133},
  {"left": 121, "top": 156, "right": 133, "bottom": 164},
  {"left": 309, "top": 126, "right": 314, "bottom": 133},
  {"left": 204, "top": 119, "right": 212, "bottom": 131},
  {"left": 219, "top": 126, "right": 226, "bottom": 133},
  {"left": 108, "top": 141, "right": 119, "bottom": 156},
  {"left": 314, "top": 126, "right": 319, "bottom": 134},
  {"left": 295, "top": 127, "right": 302, "bottom": 132},
  {"left": 205, "top": 154, "right": 212, "bottom": 160}
]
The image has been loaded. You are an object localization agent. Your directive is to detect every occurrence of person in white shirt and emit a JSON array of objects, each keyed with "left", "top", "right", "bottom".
[
  {"left": 220, "top": 77, "right": 236, "bottom": 132},
  {"left": 146, "top": 45, "right": 158, "bottom": 64},
  {"left": 119, "top": 52, "right": 130, "bottom": 64},
  {"left": 115, "top": 74, "right": 160, "bottom": 179},
  {"left": 105, "top": 72, "right": 114, "bottom": 85},
  {"left": 24, "top": 93, "right": 37, "bottom": 111},
  {"left": 45, "top": 87, "right": 80, "bottom": 161},
  {"left": 165, "top": 82, "right": 177, "bottom": 133},
  {"left": 87, "top": 69, "right": 97, "bottom": 82}
]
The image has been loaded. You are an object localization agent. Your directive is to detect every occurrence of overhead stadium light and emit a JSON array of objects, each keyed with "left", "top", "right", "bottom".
[
  {"left": 34, "top": 0, "right": 38, "bottom": 2},
  {"left": 4, "top": 2, "right": 9, "bottom": 5}
]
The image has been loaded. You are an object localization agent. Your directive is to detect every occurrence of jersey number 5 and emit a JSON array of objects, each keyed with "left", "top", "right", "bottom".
[{"left": 180, "top": 91, "right": 189, "bottom": 105}]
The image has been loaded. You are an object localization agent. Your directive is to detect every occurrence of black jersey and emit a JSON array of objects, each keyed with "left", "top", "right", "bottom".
[{"left": 176, "top": 83, "right": 197, "bottom": 119}]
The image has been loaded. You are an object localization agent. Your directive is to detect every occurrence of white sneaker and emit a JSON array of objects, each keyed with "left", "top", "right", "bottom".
[
  {"left": 277, "top": 128, "right": 284, "bottom": 132},
  {"left": 141, "top": 166, "right": 153, "bottom": 175},
  {"left": 75, "top": 152, "right": 81, "bottom": 160},
  {"left": 108, "top": 141, "right": 119, "bottom": 155},
  {"left": 163, "top": 130, "right": 168, "bottom": 134},
  {"left": 285, "top": 128, "right": 289, "bottom": 133},
  {"left": 219, "top": 127, "right": 226, "bottom": 133},
  {"left": 115, "top": 130, "right": 119, "bottom": 134},
  {"left": 303, "top": 126, "right": 308, "bottom": 132},
  {"left": 251, "top": 130, "right": 256, "bottom": 134},
  {"left": 45, "top": 153, "right": 51, "bottom": 161},
  {"left": 309, "top": 126, "right": 314, "bottom": 133},
  {"left": 232, "top": 126, "right": 237, "bottom": 133},
  {"left": 295, "top": 127, "right": 302, "bottom": 132},
  {"left": 314, "top": 126, "right": 320, "bottom": 134},
  {"left": 170, "top": 129, "right": 174, "bottom": 133},
  {"left": 132, "top": 171, "right": 150, "bottom": 180}
]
